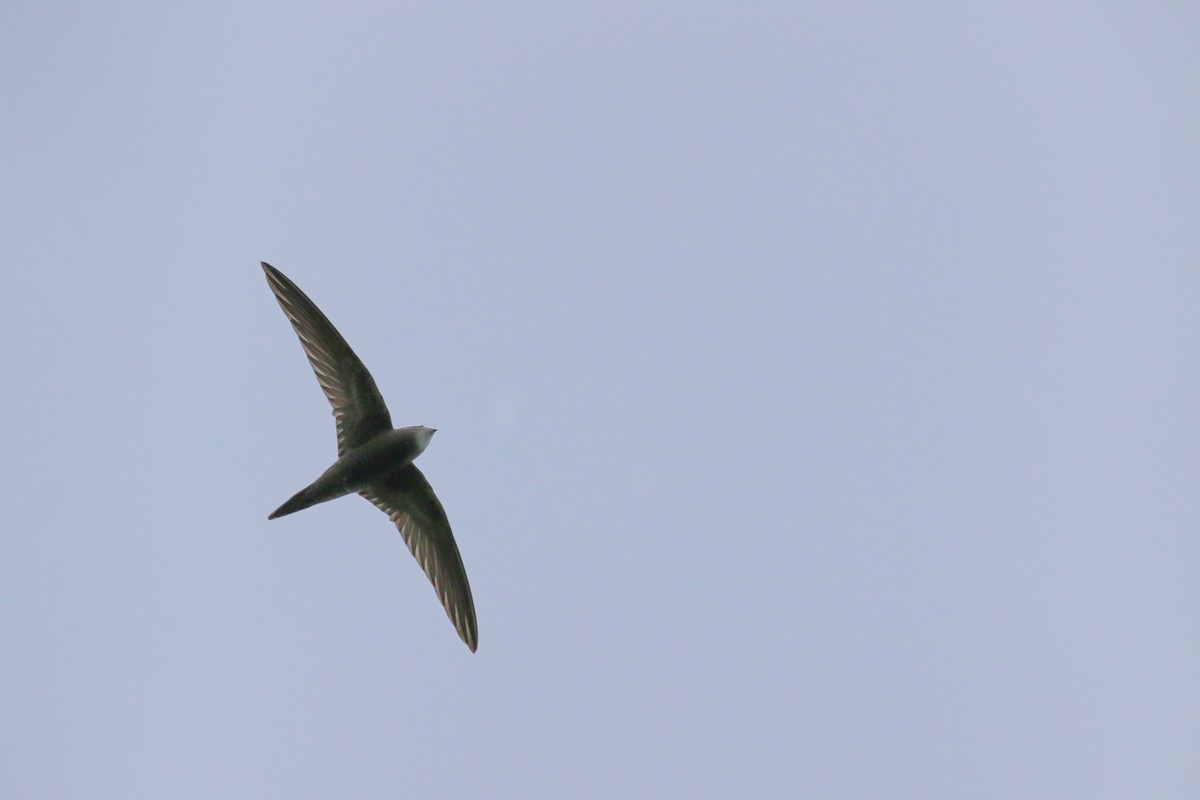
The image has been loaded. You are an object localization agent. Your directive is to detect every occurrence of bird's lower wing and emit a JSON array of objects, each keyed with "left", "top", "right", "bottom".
[{"left": 360, "top": 465, "right": 478, "bottom": 652}]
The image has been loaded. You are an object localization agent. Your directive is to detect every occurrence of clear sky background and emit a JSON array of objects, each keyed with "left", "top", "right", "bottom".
[{"left": 2, "top": 4, "right": 1197, "bottom": 798}]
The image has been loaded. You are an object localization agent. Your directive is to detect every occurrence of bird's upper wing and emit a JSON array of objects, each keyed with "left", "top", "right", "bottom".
[
  {"left": 360, "top": 465, "right": 478, "bottom": 652},
  {"left": 262, "top": 262, "right": 392, "bottom": 455}
]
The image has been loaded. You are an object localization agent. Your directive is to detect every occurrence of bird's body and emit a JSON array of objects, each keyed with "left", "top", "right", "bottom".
[
  {"left": 267, "top": 426, "right": 435, "bottom": 519},
  {"left": 260, "top": 262, "right": 478, "bottom": 652}
]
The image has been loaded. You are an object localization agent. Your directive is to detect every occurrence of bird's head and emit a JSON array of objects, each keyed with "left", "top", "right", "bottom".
[{"left": 412, "top": 425, "right": 437, "bottom": 456}]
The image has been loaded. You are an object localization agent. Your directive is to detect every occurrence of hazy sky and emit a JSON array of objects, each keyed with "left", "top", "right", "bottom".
[{"left": 2, "top": 4, "right": 1197, "bottom": 798}]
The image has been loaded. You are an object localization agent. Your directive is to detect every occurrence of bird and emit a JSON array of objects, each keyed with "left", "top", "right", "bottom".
[{"left": 260, "top": 261, "right": 477, "bottom": 652}]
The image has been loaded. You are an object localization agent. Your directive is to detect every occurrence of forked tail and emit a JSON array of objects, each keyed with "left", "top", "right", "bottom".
[{"left": 268, "top": 487, "right": 319, "bottom": 519}]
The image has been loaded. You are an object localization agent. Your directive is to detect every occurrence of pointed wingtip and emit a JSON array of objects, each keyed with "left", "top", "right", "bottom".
[{"left": 462, "top": 623, "right": 478, "bottom": 653}]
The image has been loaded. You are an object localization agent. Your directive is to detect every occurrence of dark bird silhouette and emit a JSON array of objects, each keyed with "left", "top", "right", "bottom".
[{"left": 261, "top": 262, "right": 477, "bottom": 652}]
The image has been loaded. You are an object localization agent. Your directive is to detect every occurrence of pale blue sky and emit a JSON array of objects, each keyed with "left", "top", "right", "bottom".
[{"left": 2, "top": 4, "right": 1197, "bottom": 798}]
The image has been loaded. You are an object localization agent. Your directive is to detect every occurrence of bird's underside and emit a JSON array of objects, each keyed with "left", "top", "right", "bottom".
[{"left": 261, "top": 262, "right": 478, "bottom": 652}]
